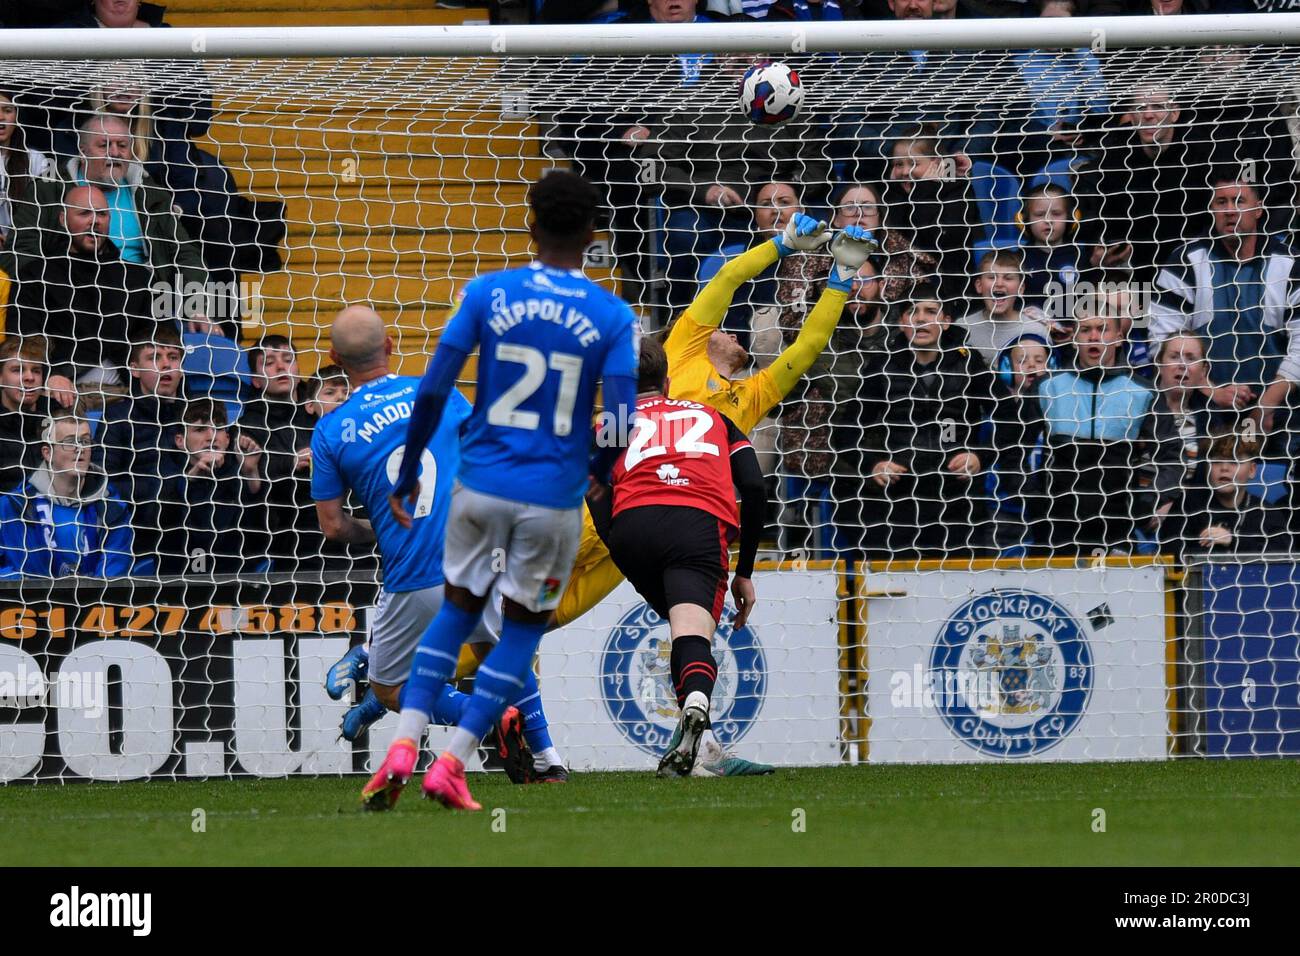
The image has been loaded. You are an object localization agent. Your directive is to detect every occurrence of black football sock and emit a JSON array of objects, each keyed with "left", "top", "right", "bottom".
[{"left": 670, "top": 635, "right": 717, "bottom": 709}]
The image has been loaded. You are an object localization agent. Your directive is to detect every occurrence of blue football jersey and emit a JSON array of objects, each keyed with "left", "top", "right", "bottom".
[
  {"left": 442, "top": 262, "right": 639, "bottom": 509},
  {"left": 311, "top": 374, "right": 471, "bottom": 593}
]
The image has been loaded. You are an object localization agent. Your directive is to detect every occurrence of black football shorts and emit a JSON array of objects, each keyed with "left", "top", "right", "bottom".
[{"left": 607, "top": 504, "right": 732, "bottom": 622}]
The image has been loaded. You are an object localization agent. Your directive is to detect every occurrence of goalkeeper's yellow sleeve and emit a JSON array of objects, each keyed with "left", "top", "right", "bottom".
[
  {"left": 766, "top": 285, "right": 849, "bottom": 399},
  {"left": 683, "top": 239, "right": 782, "bottom": 329}
]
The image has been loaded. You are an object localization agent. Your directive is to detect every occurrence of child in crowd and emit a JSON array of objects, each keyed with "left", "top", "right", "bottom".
[
  {"left": 156, "top": 398, "right": 265, "bottom": 575},
  {"left": 1164, "top": 432, "right": 1293, "bottom": 557},
  {"left": 958, "top": 248, "right": 1051, "bottom": 366},
  {"left": 0, "top": 335, "right": 55, "bottom": 491},
  {"left": 1019, "top": 182, "right": 1086, "bottom": 327}
]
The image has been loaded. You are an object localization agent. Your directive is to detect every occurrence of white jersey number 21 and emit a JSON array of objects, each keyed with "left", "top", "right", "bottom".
[{"left": 487, "top": 343, "right": 583, "bottom": 437}]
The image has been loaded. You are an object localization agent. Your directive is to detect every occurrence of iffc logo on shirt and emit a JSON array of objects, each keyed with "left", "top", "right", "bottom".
[
  {"left": 601, "top": 603, "right": 765, "bottom": 757},
  {"left": 928, "top": 589, "right": 1093, "bottom": 758},
  {"left": 655, "top": 463, "right": 689, "bottom": 486}
]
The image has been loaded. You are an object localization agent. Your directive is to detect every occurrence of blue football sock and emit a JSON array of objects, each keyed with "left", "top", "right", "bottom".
[
  {"left": 513, "top": 668, "right": 554, "bottom": 754},
  {"left": 400, "top": 600, "right": 481, "bottom": 720},
  {"left": 430, "top": 685, "right": 470, "bottom": 727},
  {"left": 460, "top": 617, "right": 547, "bottom": 742}
]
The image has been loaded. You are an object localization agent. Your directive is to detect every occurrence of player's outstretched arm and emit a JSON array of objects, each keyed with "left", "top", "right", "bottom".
[
  {"left": 684, "top": 212, "right": 832, "bottom": 332},
  {"left": 316, "top": 498, "right": 376, "bottom": 545},
  {"left": 767, "top": 225, "right": 879, "bottom": 400},
  {"left": 729, "top": 433, "right": 766, "bottom": 630},
  {"left": 390, "top": 342, "right": 470, "bottom": 528}
]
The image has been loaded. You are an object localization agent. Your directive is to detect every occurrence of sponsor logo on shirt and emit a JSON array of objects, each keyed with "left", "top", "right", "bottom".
[{"left": 656, "top": 463, "right": 690, "bottom": 486}]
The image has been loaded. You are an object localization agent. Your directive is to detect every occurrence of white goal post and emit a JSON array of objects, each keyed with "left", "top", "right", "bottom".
[{"left": 0, "top": 16, "right": 1297, "bottom": 782}]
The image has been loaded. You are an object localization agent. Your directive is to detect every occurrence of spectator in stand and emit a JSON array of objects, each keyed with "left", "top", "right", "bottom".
[
  {"left": 815, "top": 182, "right": 939, "bottom": 304},
  {"left": 1037, "top": 308, "right": 1155, "bottom": 554},
  {"left": 2, "top": 183, "right": 156, "bottom": 404},
  {"left": 1007, "top": 0, "right": 1109, "bottom": 178},
  {"left": 1143, "top": 333, "right": 1226, "bottom": 545},
  {"left": 156, "top": 398, "right": 266, "bottom": 575},
  {"left": 303, "top": 363, "right": 373, "bottom": 571},
  {"left": 882, "top": 124, "right": 982, "bottom": 306},
  {"left": 774, "top": 256, "right": 885, "bottom": 555},
  {"left": 1150, "top": 171, "right": 1300, "bottom": 433},
  {"left": 14, "top": 114, "right": 207, "bottom": 309},
  {"left": 0, "top": 336, "right": 56, "bottom": 492},
  {"left": 93, "top": 327, "right": 189, "bottom": 555},
  {"left": 764, "top": 0, "right": 851, "bottom": 20},
  {"left": 636, "top": 59, "right": 833, "bottom": 311},
  {"left": 698, "top": 181, "right": 804, "bottom": 341},
  {"left": 1019, "top": 181, "right": 1086, "bottom": 324},
  {"left": 550, "top": 0, "right": 737, "bottom": 310},
  {"left": 0, "top": 406, "right": 135, "bottom": 578},
  {"left": 958, "top": 248, "right": 1051, "bottom": 365},
  {"left": 304, "top": 364, "right": 350, "bottom": 419},
  {"left": 829, "top": 2, "right": 1006, "bottom": 187},
  {"left": 61, "top": 1, "right": 168, "bottom": 29},
  {"left": 831, "top": 284, "right": 999, "bottom": 558},
  {"left": 50, "top": 64, "right": 283, "bottom": 334},
  {"left": 0, "top": 90, "right": 53, "bottom": 252},
  {"left": 239, "top": 335, "right": 317, "bottom": 568},
  {"left": 1075, "top": 86, "right": 1213, "bottom": 283},
  {"left": 987, "top": 332, "right": 1054, "bottom": 554},
  {"left": 1164, "top": 431, "right": 1293, "bottom": 557},
  {"left": 1091, "top": 276, "right": 1155, "bottom": 375}
]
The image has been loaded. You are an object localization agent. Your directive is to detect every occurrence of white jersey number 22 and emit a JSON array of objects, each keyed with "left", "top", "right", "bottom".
[{"left": 624, "top": 409, "right": 719, "bottom": 471}]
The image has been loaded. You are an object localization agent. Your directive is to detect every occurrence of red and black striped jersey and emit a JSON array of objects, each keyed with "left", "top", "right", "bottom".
[{"left": 611, "top": 395, "right": 751, "bottom": 529}]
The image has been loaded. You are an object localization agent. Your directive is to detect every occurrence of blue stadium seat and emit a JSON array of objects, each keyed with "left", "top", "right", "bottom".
[
  {"left": 1026, "top": 155, "right": 1090, "bottom": 196},
  {"left": 1250, "top": 461, "right": 1290, "bottom": 505},
  {"left": 84, "top": 406, "right": 103, "bottom": 438},
  {"left": 697, "top": 242, "right": 747, "bottom": 284},
  {"left": 969, "top": 159, "right": 1021, "bottom": 250},
  {"left": 182, "top": 331, "right": 250, "bottom": 423}
]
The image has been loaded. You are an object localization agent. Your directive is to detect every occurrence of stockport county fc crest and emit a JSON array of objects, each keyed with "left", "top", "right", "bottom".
[
  {"left": 929, "top": 589, "right": 1092, "bottom": 758},
  {"left": 600, "top": 603, "right": 765, "bottom": 758}
]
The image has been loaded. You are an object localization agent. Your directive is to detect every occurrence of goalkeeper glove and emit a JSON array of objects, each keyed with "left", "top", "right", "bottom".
[
  {"left": 827, "top": 225, "right": 880, "bottom": 293},
  {"left": 772, "top": 212, "right": 832, "bottom": 257}
]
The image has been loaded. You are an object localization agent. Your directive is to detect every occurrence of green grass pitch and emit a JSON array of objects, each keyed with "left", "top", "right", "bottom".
[{"left": 2, "top": 761, "right": 1296, "bottom": 866}]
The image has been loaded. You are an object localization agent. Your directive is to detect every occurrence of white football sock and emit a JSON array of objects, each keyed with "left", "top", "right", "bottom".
[
  {"left": 394, "top": 708, "right": 430, "bottom": 744},
  {"left": 447, "top": 727, "right": 480, "bottom": 765},
  {"left": 534, "top": 746, "right": 562, "bottom": 770}
]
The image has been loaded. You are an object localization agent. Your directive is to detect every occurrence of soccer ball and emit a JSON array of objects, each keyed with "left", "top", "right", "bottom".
[{"left": 739, "top": 62, "right": 803, "bottom": 126}]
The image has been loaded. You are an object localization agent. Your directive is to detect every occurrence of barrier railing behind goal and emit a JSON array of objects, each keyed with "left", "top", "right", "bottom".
[{"left": 0, "top": 17, "right": 1297, "bottom": 781}]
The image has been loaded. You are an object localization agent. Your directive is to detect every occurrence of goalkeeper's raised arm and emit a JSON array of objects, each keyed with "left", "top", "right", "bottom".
[{"left": 663, "top": 211, "right": 880, "bottom": 433}]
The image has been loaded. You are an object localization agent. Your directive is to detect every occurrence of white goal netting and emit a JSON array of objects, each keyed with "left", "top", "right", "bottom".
[{"left": 0, "top": 22, "right": 1298, "bottom": 781}]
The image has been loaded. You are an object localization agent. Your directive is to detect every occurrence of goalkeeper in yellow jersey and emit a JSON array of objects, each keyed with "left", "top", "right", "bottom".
[
  {"left": 547, "top": 213, "right": 877, "bottom": 776},
  {"left": 330, "top": 214, "right": 875, "bottom": 778}
]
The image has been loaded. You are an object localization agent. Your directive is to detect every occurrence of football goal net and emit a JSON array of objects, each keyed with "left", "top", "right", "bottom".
[{"left": 0, "top": 15, "right": 1297, "bottom": 781}]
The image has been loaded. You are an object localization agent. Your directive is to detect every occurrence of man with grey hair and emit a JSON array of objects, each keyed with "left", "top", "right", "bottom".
[
  {"left": 1, "top": 183, "right": 156, "bottom": 402},
  {"left": 312, "top": 306, "right": 567, "bottom": 782},
  {"left": 14, "top": 112, "right": 207, "bottom": 309}
]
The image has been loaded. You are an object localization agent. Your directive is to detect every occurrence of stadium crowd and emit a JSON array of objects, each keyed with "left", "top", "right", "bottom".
[{"left": 0, "top": 0, "right": 1298, "bottom": 578}]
